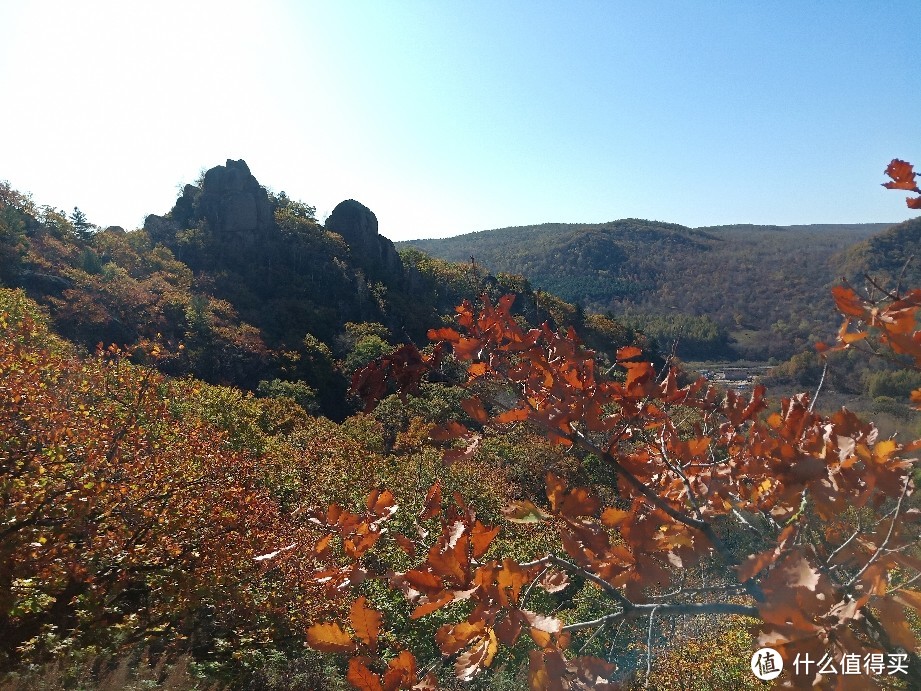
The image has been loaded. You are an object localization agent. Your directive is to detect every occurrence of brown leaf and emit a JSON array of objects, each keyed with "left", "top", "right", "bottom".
[
  {"left": 538, "top": 569, "right": 570, "bottom": 593},
  {"left": 306, "top": 621, "right": 355, "bottom": 653},
  {"left": 471, "top": 520, "right": 500, "bottom": 559},
  {"left": 350, "top": 597, "right": 382, "bottom": 652},
  {"left": 520, "top": 609, "right": 562, "bottom": 634},
  {"left": 894, "top": 588, "right": 921, "bottom": 614},
  {"left": 394, "top": 534, "right": 416, "bottom": 558},
  {"left": 494, "top": 407, "right": 529, "bottom": 424},
  {"left": 461, "top": 396, "right": 488, "bottom": 424},
  {"left": 347, "top": 657, "right": 384, "bottom": 691},
  {"left": 495, "top": 612, "right": 523, "bottom": 645},
  {"left": 410, "top": 591, "right": 454, "bottom": 619},
  {"left": 420, "top": 482, "right": 442, "bottom": 521},
  {"left": 382, "top": 650, "right": 417, "bottom": 690},
  {"left": 875, "top": 596, "right": 918, "bottom": 649},
  {"left": 737, "top": 547, "right": 780, "bottom": 583},
  {"left": 454, "top": 629, "right": 498, "bottom": 681}
]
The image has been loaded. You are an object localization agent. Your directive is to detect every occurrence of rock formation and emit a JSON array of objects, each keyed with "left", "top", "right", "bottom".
[
  {"left": 145, "top": 159, "right": 274, "bottom": 248},
  {"left": 325, "top": 199, "right": 403, "bottom": 283}
]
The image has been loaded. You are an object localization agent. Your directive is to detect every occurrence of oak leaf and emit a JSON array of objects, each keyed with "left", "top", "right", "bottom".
[
  {"left": 306, "top": 621, "right": 355, "bottom": 653},
  {"left": 347, "top": 657, "right": 384, "bottom": 691},
  {"left": 350, "top": 596, "right": 382, "bottom": 651},
  {"left": 883, "top": 159, "right": 920, "bottom": 192}
]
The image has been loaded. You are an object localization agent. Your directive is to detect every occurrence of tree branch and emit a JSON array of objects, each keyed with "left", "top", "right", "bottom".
[{"left": 562, "top": 602, "right": 759, "bottom": 633}]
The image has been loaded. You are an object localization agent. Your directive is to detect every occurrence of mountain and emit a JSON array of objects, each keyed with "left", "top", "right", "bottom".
[
  {"left": 834, "top": 216, "right": 921, "bottom": 287},
  {"left": 401, "top": 220, "right": 895, "bottom": 359},
  {"left": 0, "top": 161, "right": 637, "bottom": 417}
]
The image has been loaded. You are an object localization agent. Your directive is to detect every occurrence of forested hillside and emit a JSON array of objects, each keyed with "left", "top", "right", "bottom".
[
  {"left": 0, "top": 161, "right": 638, "bottom": 419},
  {"left": 403, "top": 220, "right": 893, "bottom": 359},
  {"left": 2, "top": 160, "right": 921, "bottom": 690}
]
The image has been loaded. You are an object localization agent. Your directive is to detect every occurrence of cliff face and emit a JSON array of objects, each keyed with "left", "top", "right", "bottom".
[
  {"left": 325, "top": 199, "right": 403, "bottom": 284},
  {"left": 145, "top": 159, "right": 273, "bottom": 251},
  {"left": 145, "top": 160, "right": 402, "bottom": 285}
]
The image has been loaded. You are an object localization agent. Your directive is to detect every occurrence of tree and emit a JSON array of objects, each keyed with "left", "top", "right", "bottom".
[
  {"left": 70, "top": 206, "right": 94, "bottom": 240},
  {"left": 284, "top": 161, "right": 921, "bottom": 688}
]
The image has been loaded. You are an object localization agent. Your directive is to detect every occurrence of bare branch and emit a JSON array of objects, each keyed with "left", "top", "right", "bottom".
[
  {"left": 521, "top": 554, "right": 633, "bottom": 609},
  {"left": 562, "top": 602, "right": 759, "bottom": 633},
  {"left": 847, "top": 477, "right": 911, "bottom": 588},
  {"left": 808, "top": 360, "right": 828, "bottom": 413}
]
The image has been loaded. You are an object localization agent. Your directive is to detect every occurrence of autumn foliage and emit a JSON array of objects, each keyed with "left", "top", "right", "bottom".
[
  {"left": 883, "top": 159, "right": 921, "bottom": 209},
  {"left": 3, "top": 159, "right": 921, "bottom": 688},
  {"left": 296, "top": 284, "right": 919, "bottom": 689}
]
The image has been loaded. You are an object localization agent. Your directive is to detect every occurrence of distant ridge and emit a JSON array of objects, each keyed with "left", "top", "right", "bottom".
[{"left": 399, "top": 219, "right": 896, "bottom": 360}]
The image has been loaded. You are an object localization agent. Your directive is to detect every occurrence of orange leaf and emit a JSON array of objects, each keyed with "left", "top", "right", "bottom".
[
  {"left": 306, "top": 621, "right": 355, "bottom": 653},
  {"left": 350, "top": 597, "right": 382, "bottom": 652},
  {"left": 429, "top": 421, "right": 469, "bottom": 441},
  {"left": 428, "top": 327, "right": 460, "bottom": 342},
  {"left": 494, "top": 407, "right": 529, "bottom": 424},
  {"left": 600, "top": 507, "right": 631, "bottom": 528},
  {"left": 883, "top": 159, "right": 920, "bottom": 192},
  {"left": 911, "top": 388, "right": 921, "bottom": 409},
  {"left": 382, "top": 650, "right": 417, "bottom": 690},
  {"left": 367, "top": 489, "right": 397, "bottom": 517},
  {"left": 410, "top": 591, "right": 454, "bottom": 619},
  {"left": 831, "top": 286, "right": 866, "bottom": 318},
  {"left": 436, "top": 620, "right": 486, "bottom": 656},
  {"left": 420, "top": 481, "right": 442, "bottom": 521},
  {"left": 616, "top": 345, "right": 643, "bottom": 361},
  {"left": 908, "top": 196, "right": 921, "bottom": 209},
  {"left": 461, "top": 397, "right": 488, "bottom": 424},
  {"left": 404, "top": 569, "right": 442, "bottom": 591},
  {"left": 467, "top": 362, "right": 488, "bottom": 377},
  {"left": 471, "top": 520, "right": 500, "bottom": 559},
  {"left": 347, "top": 657, "right": 384, "bottom": 691}
]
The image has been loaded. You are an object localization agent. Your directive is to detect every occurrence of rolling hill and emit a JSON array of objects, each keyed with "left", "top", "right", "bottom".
[{"left": 401, "top": 220, "right": 895, "bottom": 359}]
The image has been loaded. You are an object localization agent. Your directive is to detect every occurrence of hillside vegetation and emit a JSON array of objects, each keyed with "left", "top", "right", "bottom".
[
  {"left": 403, "top": 220, "right": 894, "bottom": 359},
  {"left": 2, "top": 160, "right": 921, "bottom": 690}
]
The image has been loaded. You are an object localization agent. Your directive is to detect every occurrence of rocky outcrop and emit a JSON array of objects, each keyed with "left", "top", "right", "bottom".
[
  {"left": 325, "top": 199, "right": 402, "bottom": 283},
  {"left": 146, "top": 159, "right": 274, "bottom": 248},
  {"left": 143, "top": 213, "right": 180, "bottom": 246}
]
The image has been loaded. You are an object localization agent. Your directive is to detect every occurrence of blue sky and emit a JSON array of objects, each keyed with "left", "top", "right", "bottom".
[{"left": 1, "top": 1, "right": 918, "bottom": 241}]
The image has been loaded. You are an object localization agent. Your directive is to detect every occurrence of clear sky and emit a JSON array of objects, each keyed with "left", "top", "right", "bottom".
[{"left": 1, "top": 1, "right": 919, "bottom": 241}]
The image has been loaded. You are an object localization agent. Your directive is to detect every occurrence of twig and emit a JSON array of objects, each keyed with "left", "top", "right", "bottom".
[
  {"left": 644, "top": 605, "right": 660, "bottom": 689},
  {"left": 895, "top": 255, "right": 914, "bottom": 298},
  {"left": 808, "top": 360, "right": 828, "bottom": 413},
  {"left": 520, "top": 564, "right": 551, "bottom": 609},
  {"left": 521, "top": 554, "right": 633, "bottom": 609},
  {"left": 578, "top": 618, "right": 608, "bottom": 654},
  {"left": 847, "top": 477, "right": 910, "bottom": 588},
  {"left": 561, "top": 601, "right": 759, "bottom": 632},
  {"left": 825, "top": 520, "right": 861, "bottom": 568}
]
